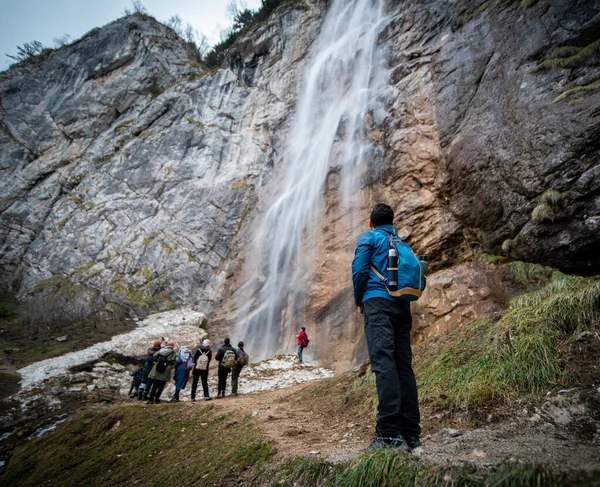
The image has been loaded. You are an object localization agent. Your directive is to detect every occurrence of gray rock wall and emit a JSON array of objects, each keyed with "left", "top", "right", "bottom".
[
  {"left": 0, "top": 6, "right": 321, "bottom": 315},
  {"left": 1, "top": 0, "right": 599, "bottom": 367}
]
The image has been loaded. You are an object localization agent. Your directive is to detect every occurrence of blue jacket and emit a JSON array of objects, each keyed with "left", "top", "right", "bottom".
[{"left": 351, "top": 224, "right": 410, "bottom": 309}]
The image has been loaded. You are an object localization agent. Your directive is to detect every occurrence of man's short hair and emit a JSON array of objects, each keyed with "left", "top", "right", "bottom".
[
  {"left": 238, "top": 341, "right": 244, "bottom": 347},
  {"left": 370, "top": 204, "right": 394, "bottom": 227},
  {"left": 224, "top": 337, "right": 231, "bottom": 345}
]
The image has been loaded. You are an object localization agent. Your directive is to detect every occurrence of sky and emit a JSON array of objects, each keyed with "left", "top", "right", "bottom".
[{"left": 0, "top": 0, "right": 262, "bottom": 71}]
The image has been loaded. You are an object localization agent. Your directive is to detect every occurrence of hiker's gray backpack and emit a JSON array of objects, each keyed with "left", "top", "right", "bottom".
[{"left": 196, "top": 350, "right": 209, "bottom": 371}]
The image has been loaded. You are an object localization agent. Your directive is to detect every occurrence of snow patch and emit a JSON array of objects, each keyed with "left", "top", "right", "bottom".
[{"left": 17, "top": 308, "right": 206, "bottom": 390}]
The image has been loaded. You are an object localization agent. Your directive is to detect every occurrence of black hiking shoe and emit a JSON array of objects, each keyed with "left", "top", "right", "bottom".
[
  {"left": 367, "top": 435, "right": 410, "bottom": 451},
  {"left": 204, "top": 396, "right": 212, "bottom": 401},
  {"left": 405, "top": 436, "right": 421, "bottom": 450}
]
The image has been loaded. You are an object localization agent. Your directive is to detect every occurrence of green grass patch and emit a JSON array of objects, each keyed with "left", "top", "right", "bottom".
[
  {"left": 533, "top": 38, "right": 600, "bottom": 72},
  {"left": 507, "top": 261, "right": 555, "bottom": 285},
  {"left": 415, "top": 274, "right": 600, "bottom": 409},
  {"left": 552, "top": 78, "right": 600, "bottom": 104},
  {"left": 3, "top": 405, "right": 274, "bottom": 487},
  {"left": 264, "top": 451, "right": 598, "bottom": 487}
]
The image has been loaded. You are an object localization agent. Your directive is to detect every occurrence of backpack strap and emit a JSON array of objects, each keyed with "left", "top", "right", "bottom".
[{"left": 369, "top": 265, "right": 422, "bottom": 299}]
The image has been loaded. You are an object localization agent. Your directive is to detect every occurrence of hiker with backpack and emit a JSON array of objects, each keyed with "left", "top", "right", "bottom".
[
  {"left": 146, "top": 341, "right": 177, "bottom": 404},
  {"left": 139, "top": 340, "right": 162, "bottom": 400},
  {"left": 215, "top": 338, "right": 238, "bottom": 398},
  {"left": 352, "top": 203, "right": 426, "bottom": 452},
  {"left": 296, "top": 327, "right": 309, "bottom": 363},
  {"left": 170, "top": 346, "right": 193, "bottom": 402},
  {"left": 191, "top": 339, "right": 212, "bottom": 401},
  {"left": 231, "top": 341, "right": 249, "bottom": 396}
]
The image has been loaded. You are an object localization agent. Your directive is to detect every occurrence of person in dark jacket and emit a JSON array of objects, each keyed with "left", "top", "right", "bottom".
[
  {"left": 146, "top": 342, "right": 177, "bottom": 404},
  {"left": 214, "top": 338, "right": 238, "bottom": 398},
  {"left": 191, "top": 339, "right": 212, "bottom": 401},
  {"left": 139, "top": 340, "right": 162, "bottom": 400},
  {"left": 351, "top": 203, "right": 421, "bottom": 451},
  {"left": 128, "top": 365, "right": 144, "bottom": 398},
  {"left": 231, "top": 341, "right": 248, "bottom": 396}
]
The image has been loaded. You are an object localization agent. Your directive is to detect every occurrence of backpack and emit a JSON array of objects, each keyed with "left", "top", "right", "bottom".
[
  {"left": 184, "top": 355, "right": 194, "bottom": 371},
  {"left": 301, "top": 336, "right": 309, "bottom": 348},
  {"left": 370, "top": 231, "right": 426, "bottom": 302},
  {"left": 222, "top": 349, "right": 236, "bottom": 369},
  {"left": 155, "top": 353, "right": 169, "bottom": 373},
  {"left": 196, "top": 350, "right": 209, "bottom": 371},
  {"left": 237, "top": 350, "right": 249, "bottom": 367}
]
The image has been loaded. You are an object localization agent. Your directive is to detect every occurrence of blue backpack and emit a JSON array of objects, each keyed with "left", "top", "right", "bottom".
[{"left": 369, "top": 231, "right": 427, "bottom": 301}]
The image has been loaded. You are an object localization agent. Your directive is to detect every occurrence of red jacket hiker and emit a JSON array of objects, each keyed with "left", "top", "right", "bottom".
[
  {"left": 296, "top": 328, "right": 309, "bottom": 363},
  {"left": 297, "top": 330, "right": 308, "bottom": 347}
]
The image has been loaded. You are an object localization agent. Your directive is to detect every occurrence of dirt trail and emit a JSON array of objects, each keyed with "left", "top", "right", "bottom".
[{"left": 181, "top": 382, "right": 600, "bottom": 474}]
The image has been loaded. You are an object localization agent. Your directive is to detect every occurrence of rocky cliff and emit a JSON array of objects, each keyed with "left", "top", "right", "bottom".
[{"left": 1, "top": 0, "right": 599, "bottom": 368}]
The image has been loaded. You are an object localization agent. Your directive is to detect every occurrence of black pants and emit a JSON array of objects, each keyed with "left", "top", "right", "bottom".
[
  {"left": 191, "top": 371, "right": 210, "bottom": 399},
  {"left": 217, "top": 366, "right": 230, "bottom": 394},
  {"left": 363, "top": 297, "right": 420, "bottom": 438},
  {"left": 147, "top": 379, "right": 166, "bottom": 402}
]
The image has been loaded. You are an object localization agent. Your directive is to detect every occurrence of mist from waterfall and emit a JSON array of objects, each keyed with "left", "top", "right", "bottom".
[{"left": 235, "top": 0, "right": 390, "bottom": 360}]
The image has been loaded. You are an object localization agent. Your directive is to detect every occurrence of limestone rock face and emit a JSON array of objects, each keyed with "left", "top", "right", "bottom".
[
  {"left": 0, "top": 7, "right": 320, "bottom": 314},
  {"left": 1, "top": 1, "right": 599, "bottom": 369}
]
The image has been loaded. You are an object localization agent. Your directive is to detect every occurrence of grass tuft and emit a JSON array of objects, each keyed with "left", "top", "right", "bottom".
[
  {"left": 552, "top": 78, "right": 600, "bottom": 104},
  {"left": 532, "top": 38, "right": 600, "bottom": 72},
  {"left": 501, "top": 237, "right": 517, "bottom": 254},
  {"left": 415, "top": 275, "right": 600, "bottom": 409},
  {"left": 532, "top": 189, "right": 565, "bottom": 223}
]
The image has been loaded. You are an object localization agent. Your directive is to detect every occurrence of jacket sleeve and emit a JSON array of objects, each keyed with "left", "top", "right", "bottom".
[
  {"left": 207, "top": 350, "right": 212, "bottom": 368},
  {"left": 215, "top": 347, "right": 223, "bottom": 362},
  {"left": 352, "top": 231, "right": 374, "bottom": 306}
]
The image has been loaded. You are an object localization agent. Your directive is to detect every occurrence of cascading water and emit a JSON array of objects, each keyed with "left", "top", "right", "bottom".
[{"left": 235, "top": 0, "right": 390, "bottom": 360}]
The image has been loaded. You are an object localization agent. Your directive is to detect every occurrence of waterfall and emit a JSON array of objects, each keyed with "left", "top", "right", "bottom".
[{"left": 235, "top": 0, "right": 390, "bottom": 360}]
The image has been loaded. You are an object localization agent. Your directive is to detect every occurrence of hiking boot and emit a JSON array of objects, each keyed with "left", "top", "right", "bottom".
[
  {"left": 191, "top": 397, "right": 196, "bottom": 402},
  {"left": 367, "top": 435, "right": 410, "bottom": 451},
  {"left": 154, "top": 399, "right": 160, "bottom": 404},
  {"left": 146, "top": 400, "right": 154, "bottom": 405},
  {"left": 169, "top": 397, "right": 179, "bottom": 403},
  {"left": 204, "top": 396, "right": 212, "bottom": 401},
  {"left": 405, "top": 436, "right": 421, "bottom": 450}
]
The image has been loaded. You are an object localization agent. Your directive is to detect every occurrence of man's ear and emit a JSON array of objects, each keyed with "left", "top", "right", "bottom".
[{"left": 369, "top": 221, "right": 374, "bottom": 229}]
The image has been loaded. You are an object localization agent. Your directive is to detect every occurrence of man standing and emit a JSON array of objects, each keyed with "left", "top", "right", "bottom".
[
  {"left": 296, "top": 327, "right": 309, "bottom": 363},
  {"left": 351, "top": 203, "right": 422, "bottom": 451},
  {"left": 215, "top": 338, "right": 238, "bottom": 398},
  {"left": 231, "top": 341, "right": 249, "bottom": 396}
]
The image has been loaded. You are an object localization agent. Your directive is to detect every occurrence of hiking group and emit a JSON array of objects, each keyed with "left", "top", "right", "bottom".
[
  {"left": 352, "top": 203, "right": 427, "bottom": 452},
  {"left": 129, "top": 202, "right": 424, "bottom": 453},
  {"left": 129, "top": 337, "right": 249, "bottom": 403}
]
